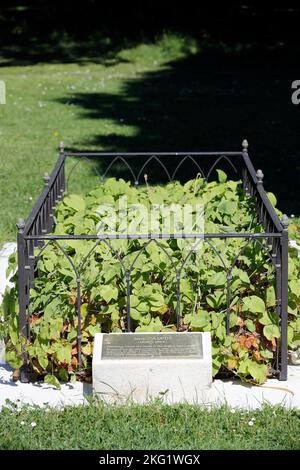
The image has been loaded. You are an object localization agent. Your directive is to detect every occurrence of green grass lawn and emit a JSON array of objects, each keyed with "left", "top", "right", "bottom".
[
  {"left": 0, "top": 33, "right": 299, "bottom": 247},
  {"left": 0, "top": 401, "right": 299, "bottom": 450},
  {"left": 0, "top": 35, "right": 198, "bottom": 246}
]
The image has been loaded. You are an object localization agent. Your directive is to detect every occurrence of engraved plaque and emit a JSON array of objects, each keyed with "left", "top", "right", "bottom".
[{"left": 101, "top": 333, "right": 203, "bottom": 360}]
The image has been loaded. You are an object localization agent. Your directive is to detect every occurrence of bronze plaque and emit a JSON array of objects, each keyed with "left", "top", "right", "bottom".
[{"left": 101, "top": 333, "right": 203, "bottom": 360}]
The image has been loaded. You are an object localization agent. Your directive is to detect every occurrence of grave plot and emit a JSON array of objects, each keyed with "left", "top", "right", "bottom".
[{"left": 1, "top": 140, "right": 300, "bottom": 389}]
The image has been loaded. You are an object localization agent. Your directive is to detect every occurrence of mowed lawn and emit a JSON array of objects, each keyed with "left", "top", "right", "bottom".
[
  {"left": 0, "top": 35, "right": 197, "bottom": 246},
  {"left": 0, "top": 402, "right": 299, "bottom": 450},
  {"left": 1, "top": 34, "right": 299, "bottom": 246}
]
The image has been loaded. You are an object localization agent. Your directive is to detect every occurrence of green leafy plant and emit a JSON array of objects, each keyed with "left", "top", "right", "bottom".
[{"left": 1, "top": 172, "right": 299, "bottom": 385}]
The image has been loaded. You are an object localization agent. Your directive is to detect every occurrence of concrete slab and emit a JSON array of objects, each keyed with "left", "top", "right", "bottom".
[
  {"left": 0, "top": 364, "right": 92, "bottom": 409},
  {"left": 0, "top": 363, "right": 299, "bottom": 410},
  {"left": 206, "top": 366, "right": 300, "bottom": 409}
]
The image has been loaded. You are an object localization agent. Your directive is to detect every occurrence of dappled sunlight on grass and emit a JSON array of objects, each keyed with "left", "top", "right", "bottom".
[{"left": 0, "top": 34, "right": 299, "bottom": 246}]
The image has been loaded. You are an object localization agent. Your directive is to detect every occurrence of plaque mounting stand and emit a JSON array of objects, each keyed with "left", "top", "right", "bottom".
[{"left": 92, "top": 332, "right": 212, "bottom": 404}]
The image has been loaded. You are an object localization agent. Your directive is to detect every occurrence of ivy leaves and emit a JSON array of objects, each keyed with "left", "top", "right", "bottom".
[
  {"left": 63, "top": 194, "right": 86, "bottom": 212},
  {"left": 238, "top": 359, "right": 268, "bottom": 385},
  {"left": 91, "top": 285, "right": 118, "bottom": 303},
  {"left": 44, "top": 374, "right": 61, "bottom": 389},
  {"left": 243, "top": 296, "right": 266, "bottom": 315},
  {"left": 1, "top": 174, "right": 300, "bottom": 386}
]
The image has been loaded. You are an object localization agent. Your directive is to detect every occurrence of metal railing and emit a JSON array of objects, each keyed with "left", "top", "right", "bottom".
[{"left": 16, "top": 140, "right": 289, "bottom": 381}]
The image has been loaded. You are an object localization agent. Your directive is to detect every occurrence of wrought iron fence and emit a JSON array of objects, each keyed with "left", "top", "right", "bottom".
[{"left": 16, "top": 139, "right": 289, "bottom": 381}]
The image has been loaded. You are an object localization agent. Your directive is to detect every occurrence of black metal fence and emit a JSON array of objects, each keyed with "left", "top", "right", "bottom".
[{"left": 16, "top": 140, "right": 289, "bottom": 381}]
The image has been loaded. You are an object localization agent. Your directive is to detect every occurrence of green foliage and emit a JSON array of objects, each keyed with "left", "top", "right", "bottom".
[
  {"left": 44, "top": 374, "right": 61, "bottom": 390},
  {"left": 243, "top": 296, "right": 266, "bottom": 314},
  {"left": 1, "top": 174, "right": 300, "bottom": 385}
]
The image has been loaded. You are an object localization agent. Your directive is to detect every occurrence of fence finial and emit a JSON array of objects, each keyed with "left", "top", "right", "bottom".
[
  {"left": 242, "top": 139, "right": 248, "bottom": 152},
  {"left": 60, "top": 141, "right": 65, "bottom": 154},
  {"left": 281, "top": 214, "right": 289, "bottom": 230},
  {"left": 43, "top": 172, "right": 50, "bottom": 186},
  {"left": 256, "top": 169, "right": 264, "bottom": 183},
  {"left": 16, "top": 218, "right": 25, "bottom": 233}
]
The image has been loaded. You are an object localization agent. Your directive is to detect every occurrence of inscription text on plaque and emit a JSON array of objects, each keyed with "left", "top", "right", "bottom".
[{"left": 101, "top": 333, "right": 203, "bottom": 360}]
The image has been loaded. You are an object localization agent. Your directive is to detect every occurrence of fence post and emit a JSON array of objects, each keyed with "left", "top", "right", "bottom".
[
  {"left": 242, "top": 139, "right": 247, "bottom": 195},
  {"left": 43, "top": 172, "right": 50, "bottom": 232},
  {"left": 279, "top": 214, "right": 289, "bottom": 380},
  {"left": 59, "top": 140, "right": 66, "bottom": 196},
  {"left": 16, "top": 218, "right": 29, "bottom": 383}
]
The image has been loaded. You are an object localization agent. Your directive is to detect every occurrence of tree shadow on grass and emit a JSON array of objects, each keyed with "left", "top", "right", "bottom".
[
  {"left": 0, "top": 33, "right": 133, "bottom": 68},
  {"left": 58, "top": 49, "right": 300, "bottom": 213}
]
